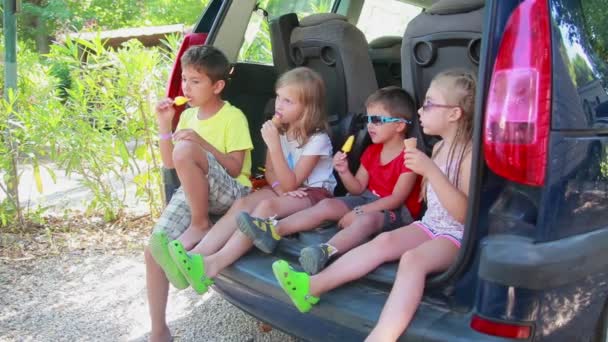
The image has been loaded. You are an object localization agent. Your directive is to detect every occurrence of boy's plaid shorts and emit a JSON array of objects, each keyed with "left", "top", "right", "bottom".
[{"left": 153, "top": 153, "right": 251, "bottom": 240}]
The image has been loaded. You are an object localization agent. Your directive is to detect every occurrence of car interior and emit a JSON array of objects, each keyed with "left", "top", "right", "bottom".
[{"left": 203, "top": 0, "right": 485, "bottom": 286}]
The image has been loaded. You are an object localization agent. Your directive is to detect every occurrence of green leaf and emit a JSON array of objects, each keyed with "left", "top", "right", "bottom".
[
  {"left": 33, "top": 161, "right": 44, "bottom": 194},
  {"left": 134, "top": 145, "right": 147, "bottom": 160},
  {"left": 43, "top": 165, "right": 58, "bottom": 184}
]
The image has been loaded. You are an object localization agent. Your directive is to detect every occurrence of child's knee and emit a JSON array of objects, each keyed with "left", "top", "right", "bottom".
[
  {"left": 173, "top": 141, "right": 206, "bottom": 167},
  {"left": 399, "top": 250, "right": 423, "bottom": 272},
  {"left": 317, "top": 198, "right": 334, "bottom": 207},
  {"left": 231, "top": 196, "right": 248, "bottom": 210},
  {"left": 374, "top": 231, "right": 394, "bottom": 246},
  {"left": 317, "top": 198, "right": 346, "bottom": 216},
  {"left": 359, "top": 212, "right": 384, "bottom": 229},
  {"left": 254, "top": 198, "right": 279, "bottom": 215}
]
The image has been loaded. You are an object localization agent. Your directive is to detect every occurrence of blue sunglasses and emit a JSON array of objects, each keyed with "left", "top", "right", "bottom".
[{"left": 366, "top": 115, "right": 412, "bottom": 125}]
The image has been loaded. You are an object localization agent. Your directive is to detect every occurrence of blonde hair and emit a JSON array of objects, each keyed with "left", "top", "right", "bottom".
[
  {"left": 275, "top": 67, "right": 329, "bottom": 146},
  {"left": 421, "top": 69, "right": 476, "bottom": 200}
]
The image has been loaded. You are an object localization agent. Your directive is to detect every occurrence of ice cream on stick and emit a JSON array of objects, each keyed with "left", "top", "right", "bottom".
[
  {"left": 271, "top": 115, "right": 281, "bottom": 127},
  {"left": 403, "top": 137, "right": 417, "bottom": 151},
  {"left": 341, "top": 135, "right": 355, "bottom": 153}
]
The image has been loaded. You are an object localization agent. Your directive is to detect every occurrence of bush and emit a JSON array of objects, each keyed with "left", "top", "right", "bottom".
[{"left": 0, "top": 35, "right": 174, "bottom": 226}]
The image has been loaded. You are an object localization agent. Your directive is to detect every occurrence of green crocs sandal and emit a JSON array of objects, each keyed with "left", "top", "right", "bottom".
[
  {"left": 149, "top": 231, "right": 189, "bottom": 290},
  {"left": 272, "top": 260, "right": 319, "bottom": 313},
  {"left": 168, "top": 240, "right": 214, "bottom": 295}
]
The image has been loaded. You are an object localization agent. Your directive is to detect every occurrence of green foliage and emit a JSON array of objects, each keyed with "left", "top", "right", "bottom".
[
  {"left": 238, "top": 12, "right": 272, "bottom": 65},
  {"left": 0, "top": 36, "right": 175, "bottom": 226},
  {"left": 554, "top": 0, "right": 608, "bottom": 66},
  {"left": 260, "top": 0, "right": 333, "bottom": 19},
  {"left": 581, "top": 0, "right": 608, "bottom": 63},
  {"left": 572, "top": 54, "right": 595, "bottom": 87},
  {"left": 11, "top": 0, "right": 209, "bottom": 52}
]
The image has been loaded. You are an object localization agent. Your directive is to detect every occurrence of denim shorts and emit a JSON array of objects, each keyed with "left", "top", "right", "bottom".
[{"left": 336, "top": 190, "right": 413, "bottom": 231}]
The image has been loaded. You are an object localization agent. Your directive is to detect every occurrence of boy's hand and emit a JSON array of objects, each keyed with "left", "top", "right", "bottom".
[
  {"left": 333, "top": 151, "right": 349, "bottom": 174},
  {"left": 173, "top": 129, "right": 209, "bottom": 149},
  {"left": 261, "top": 120, "right": 281, "bottom": 152},
  {"left": 404, "top": 148, "right": 436, "bottom": 176},
  {"left": 156, "top": 98, "right": 176, "bottom": 131},
  {"left": 338, "top": 210, "right": 356, "bottom": 228}
]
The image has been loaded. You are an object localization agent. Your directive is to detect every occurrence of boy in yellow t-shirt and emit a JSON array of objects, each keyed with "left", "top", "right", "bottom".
[{"left": 145, "top": 45, "right": 253, "bottom": 342}]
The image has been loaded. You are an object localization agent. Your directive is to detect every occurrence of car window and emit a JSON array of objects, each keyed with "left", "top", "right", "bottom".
[
  {"left": 238, "top": 0, "right": 336, "bottom": 65},
  {"left": 356, "top": 0, "right": 421, "bottom": 42}
]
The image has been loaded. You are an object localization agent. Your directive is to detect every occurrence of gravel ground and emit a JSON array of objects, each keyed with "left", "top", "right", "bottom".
[
  {"left": 0, "top": 251, "right": 299, "bottom": 342},
  {"left": 0, "top": 161, "right": 300, "bottom": 342}
]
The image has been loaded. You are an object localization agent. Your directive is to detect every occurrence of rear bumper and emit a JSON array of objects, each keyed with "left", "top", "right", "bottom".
[
  {"left": 479, "top": 229, "right": 608, "bottom": 289},
  {"left": 214, "top": 252, "right": 513, "bottom": 342}
]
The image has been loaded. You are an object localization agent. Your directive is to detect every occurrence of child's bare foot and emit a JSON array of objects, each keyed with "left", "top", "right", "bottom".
[
  {"left": 149, "top": 327, "right": 172, "bottom": 342},
  {"left": 178, "top": 225, "right": 208, "bottom": 250}
]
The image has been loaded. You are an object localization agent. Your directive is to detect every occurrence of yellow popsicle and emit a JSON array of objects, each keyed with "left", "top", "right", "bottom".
[
  {"left": 341, "top": 135, "right": 355, "bottom": 153},
  {"left": 174, "top": 96, "right": 190, "bottom": 106}
]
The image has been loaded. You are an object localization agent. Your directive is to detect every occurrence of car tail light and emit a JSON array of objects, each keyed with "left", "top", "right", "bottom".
[
  {"left": 471, "top": 315, "right": 532, "bottom": 339},
  {"left": 483, "top": 0, "right": 552, "bottom": 186}
]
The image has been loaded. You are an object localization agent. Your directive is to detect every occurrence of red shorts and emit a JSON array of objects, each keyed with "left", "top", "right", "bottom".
[{"left": 301, "top": 187, "right": 333, "bottom": 205}]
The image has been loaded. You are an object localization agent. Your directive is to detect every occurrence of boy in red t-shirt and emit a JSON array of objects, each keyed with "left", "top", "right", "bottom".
[{"left": 237, "top": 86, "right": 421, "bottom": 274}]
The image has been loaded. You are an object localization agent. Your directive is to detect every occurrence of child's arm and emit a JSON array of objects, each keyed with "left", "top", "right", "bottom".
[
  {"left": 333, "top": 151, "right": 368, "bottom": 195},
  {"left": 272, "top": 151, "right": 321, "bottom": 193},
  {"left": 261, "top": 121, "right": 320, "bottom": 192},
  {"left": 264, "top": 150, "right": 279, "bottom": 189},
  {"left": 156, "top": 98, "right": 176, "bottom": 168},
  {"left": 357, "top": 172, "right": 416, "bottom": 213},
  {"left": 172, "top": 129, "right": 246, "bottom": 178},
  {"left": 427, "top": 151, "right": 471, "bottom": 223},
  {"left": 203, "top": 144, "right": 246, "bottom": 178},
  {"left": 405, "top": 147, "right": 472, "bottom": 223}
]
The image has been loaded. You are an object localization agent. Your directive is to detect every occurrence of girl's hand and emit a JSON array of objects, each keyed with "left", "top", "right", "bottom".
[
  {"left": 284, "top": 188, "right": 309, "bottom": 198},
  {"left": 173, "top": 129, "right": 209, "bottom": 149},
  {"left": 156, "top": 98, "right": 176, "bottom": 130},
  {"left": 261, "top": 120, "right": 281, "bottom": 152},
  {"left": 333, "top": 151, "right": 349, "bottom": 174},
  {"left": 404, "top": 148, "right": 436, "bottom": 177},
  {"left": 338, "top": 210, "right": 356, "bottom": 228}
]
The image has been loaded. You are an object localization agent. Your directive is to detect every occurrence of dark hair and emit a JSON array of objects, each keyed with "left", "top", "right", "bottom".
[
  {"left": 180, "top": 45, "right": 230, "bottom": 83},
  {"left": 365, "top": 86, "right": 415, "bottom": 120}
]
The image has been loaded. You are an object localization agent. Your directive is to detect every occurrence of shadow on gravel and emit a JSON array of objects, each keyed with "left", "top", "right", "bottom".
[{"left": 0, "top": 253, "right": 298, "bottom": 342}]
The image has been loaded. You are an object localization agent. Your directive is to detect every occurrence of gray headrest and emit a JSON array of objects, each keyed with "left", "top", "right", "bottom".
[
  {"left": 369, "top": 36, "right": 402, "bottom": 49},
  {"left": 428, "top": 0, "right": 484, "bottom": 14},
  {"left": 299, "top": 13, "right": 347, "bottom": 27}
]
